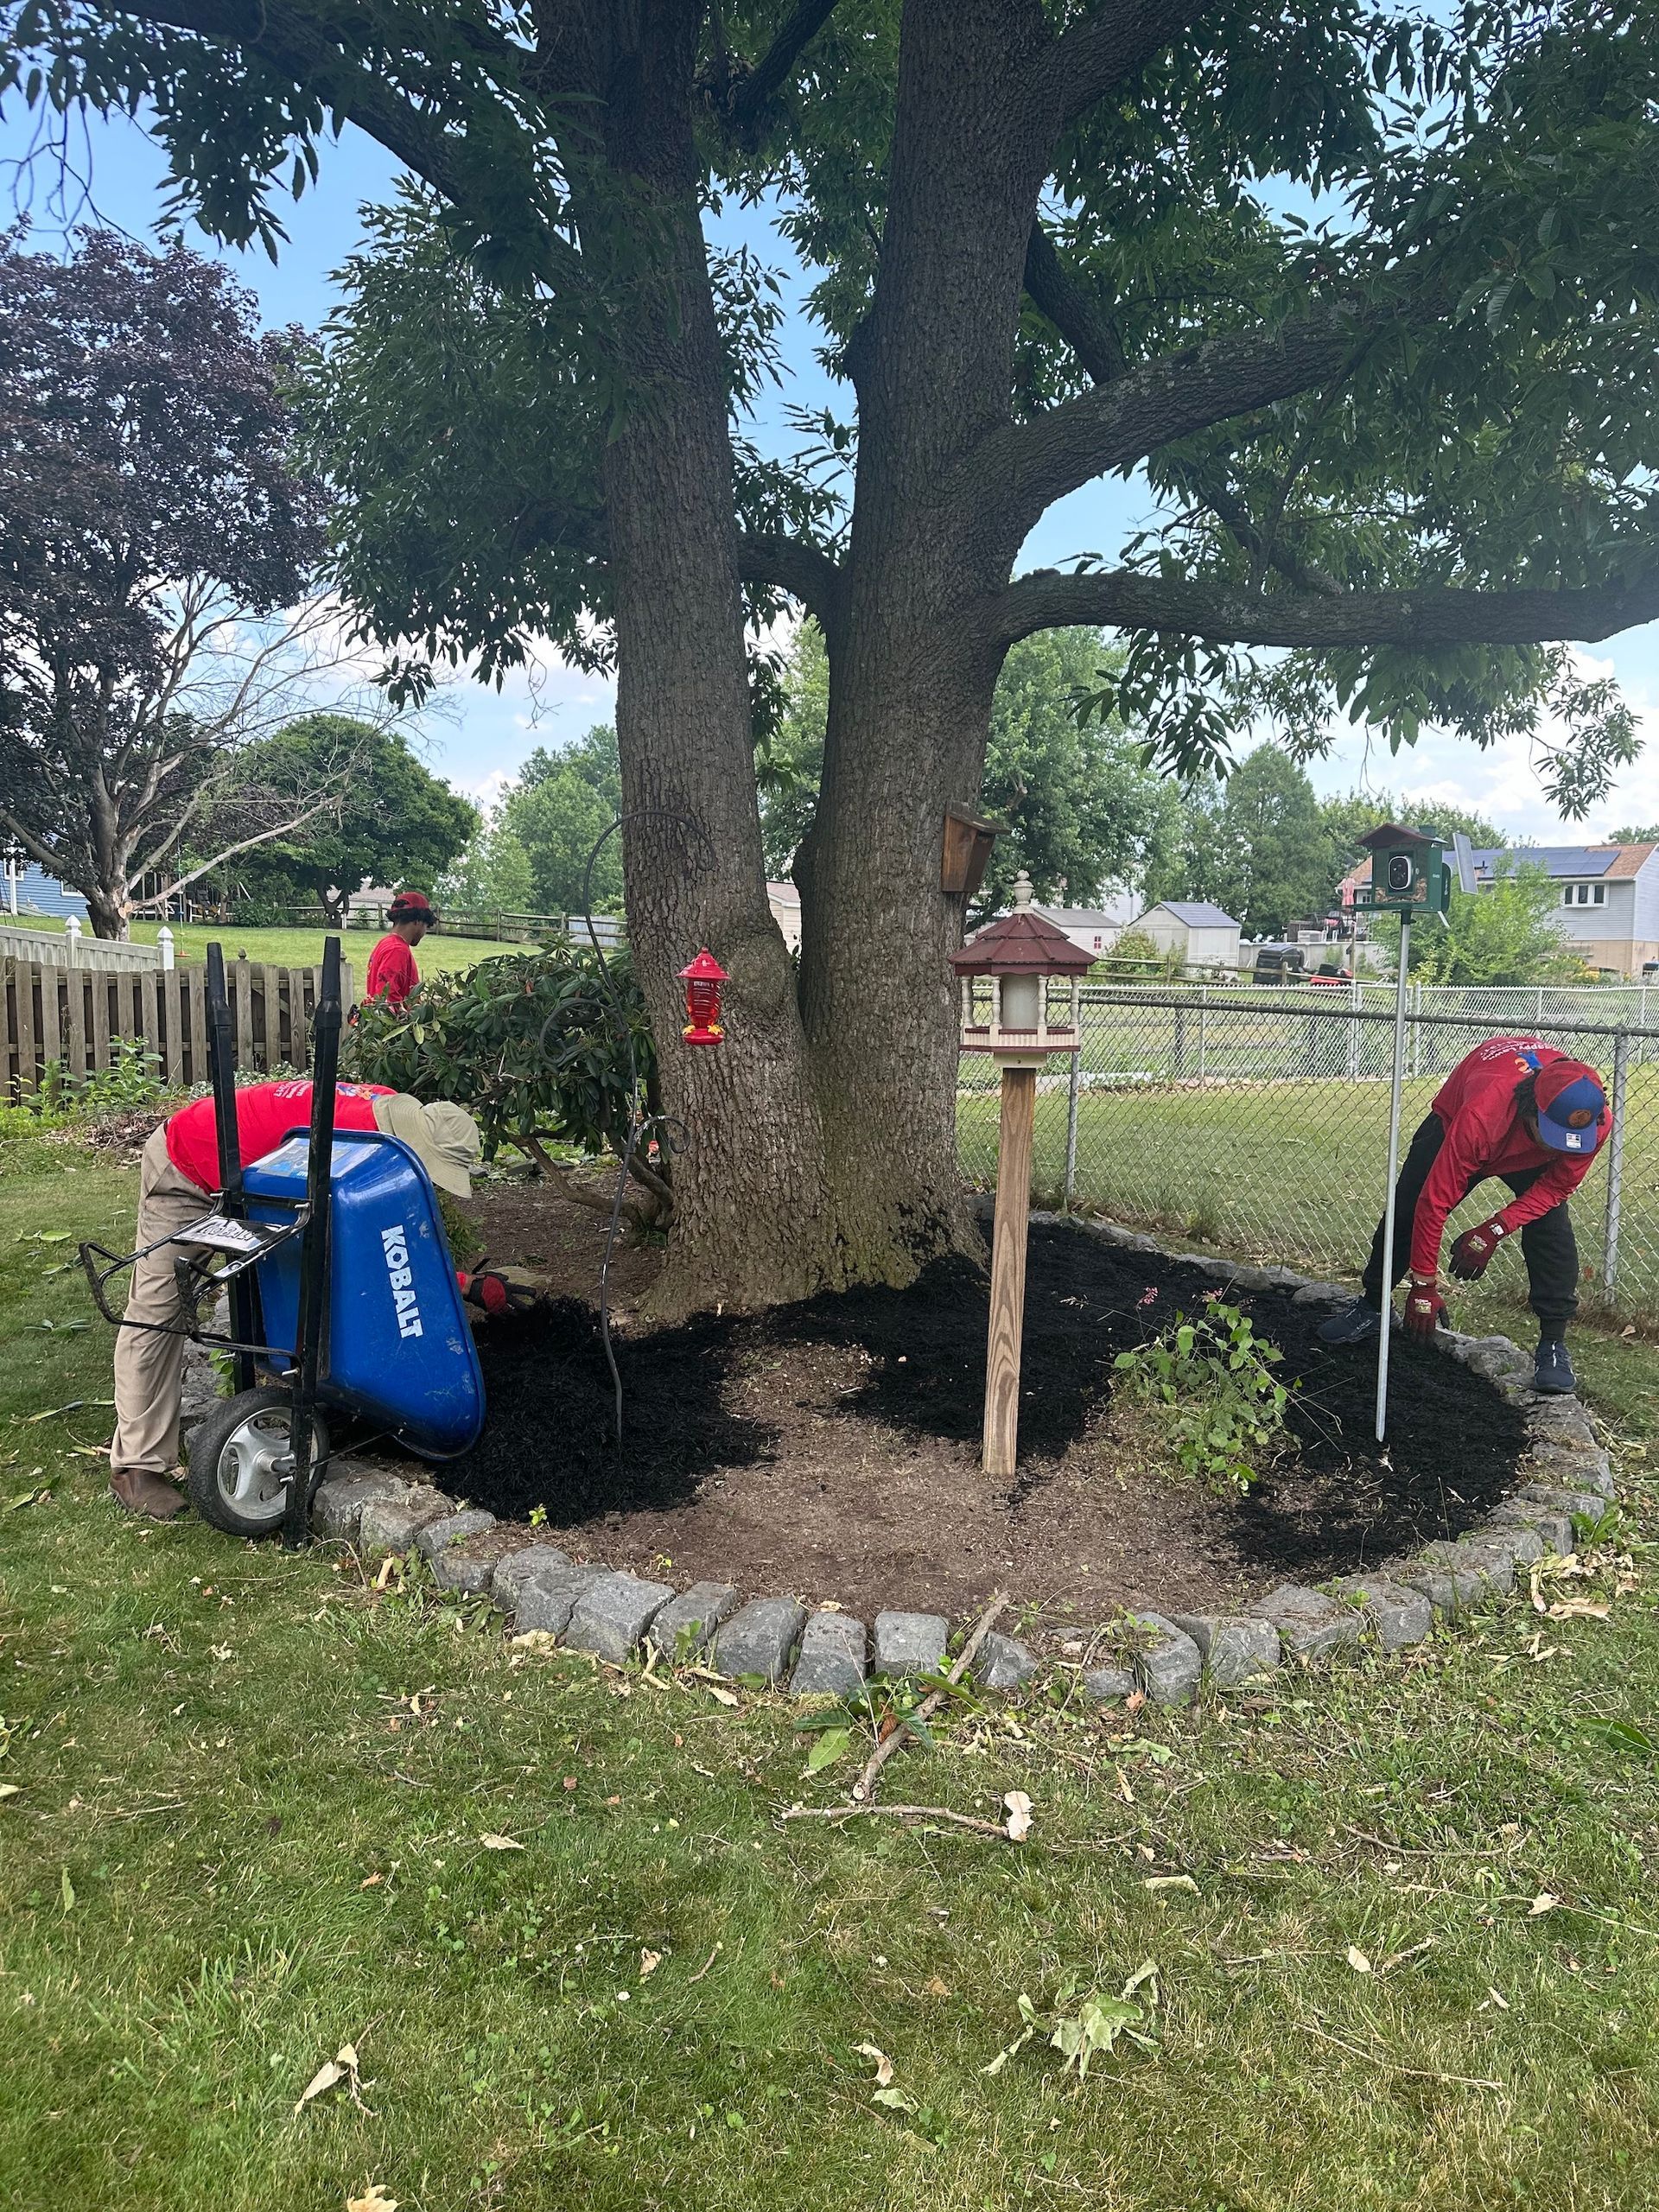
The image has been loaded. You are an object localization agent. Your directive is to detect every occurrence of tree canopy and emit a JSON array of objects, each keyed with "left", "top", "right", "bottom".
[
  {"left": 13, "top": 0, "right": 1658, "bottom": 1305},
  {"left": 233, "top": 715, "right": 476, "bottom": 920},
  {"left": 498, "top": 726, "right": 626, "bottom": 916},
  {"left": 1143, "top": 745, "right": 1330, "bottom": 936},
  {"left": 0, "top": 226, "right": 332, "bottom": 936}
]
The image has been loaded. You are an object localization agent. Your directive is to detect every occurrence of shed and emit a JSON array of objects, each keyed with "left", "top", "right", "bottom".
[{"left": 1130, "top": 900, "right": 1243, "bottom": 969}]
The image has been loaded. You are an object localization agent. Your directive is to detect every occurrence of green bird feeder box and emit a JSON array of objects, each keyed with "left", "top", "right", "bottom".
[{"left": 1355, "top": 822, "right": 1451, "bottom": 919}]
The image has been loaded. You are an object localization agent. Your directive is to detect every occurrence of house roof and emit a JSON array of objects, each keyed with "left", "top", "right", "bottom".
[
  {"left": 1343, "top": 843, "right": 1657, "bottom": 895},
  {"left": 1605, "top": 845, "right": 1656, "bottom": 879},
  {"left": 766, "top": 880, "right": 801, "bottom": 907},
  {"left": 1034, "top": 896, "right": 1138, "bottom": 930},
  {"left": 1143, "top": 900, "right": 1241, "bottom": 930}
]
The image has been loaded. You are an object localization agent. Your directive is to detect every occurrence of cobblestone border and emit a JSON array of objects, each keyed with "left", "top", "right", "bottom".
[{"left": 186, "top": 1215, "right": 1617, "bottom": 1707}]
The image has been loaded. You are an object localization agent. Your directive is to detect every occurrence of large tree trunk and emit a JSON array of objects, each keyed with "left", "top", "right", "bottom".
[
  {"left": 561, "top": 0, "right": 842, "bottom": 1320},
  {"left": 85, "top": 884, "right": 131, "bottom": 940},
  {"left": 798, "top": 0, "right": 1056, "bottom": 1285}
]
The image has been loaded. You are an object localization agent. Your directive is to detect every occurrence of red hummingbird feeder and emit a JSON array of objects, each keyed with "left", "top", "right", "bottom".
[{"left": 679, "top": 948, "right": 729, "bottom": 1046}]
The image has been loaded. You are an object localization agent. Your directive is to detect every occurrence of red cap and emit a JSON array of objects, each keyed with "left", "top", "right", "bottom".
[{"left": 388, "top": 890, "right": 434, "bottom": 917}]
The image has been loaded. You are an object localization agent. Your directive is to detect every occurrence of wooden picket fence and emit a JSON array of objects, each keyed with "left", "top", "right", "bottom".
[{"left": 2, "top": 953, "right": 356, "bottom": 1102}]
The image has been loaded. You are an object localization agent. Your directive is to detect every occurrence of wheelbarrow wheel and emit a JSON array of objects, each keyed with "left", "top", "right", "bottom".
[{"left": 186, "top": 1389, "right": 329, "bottom": 1539}]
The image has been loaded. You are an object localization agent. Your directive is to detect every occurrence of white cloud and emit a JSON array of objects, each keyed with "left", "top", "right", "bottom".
[{"left": 1304, "top": 650, "right": 1659, "bottom": 843}]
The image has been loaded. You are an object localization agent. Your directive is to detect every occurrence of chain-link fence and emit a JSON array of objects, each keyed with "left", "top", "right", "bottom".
[{"left": 957, "top": 984, "right": 1659, "bottom": 1325}]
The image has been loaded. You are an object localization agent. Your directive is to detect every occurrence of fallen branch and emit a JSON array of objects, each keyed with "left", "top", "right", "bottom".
[
  {"left": 685, "top": 1940, "right": 723, "bottom": 1984},
  {"left": 1299, "top": 2020, "right": 1504, "bottom": 2092},
  {"left": 518, "top": 1138, "right": 655, "bottom": 1231},
  {"left": 781, "top": 1802, "right": 1015, "bottom": 1838},
  {"left": 851, "top": 1591, "right": 1007, "bottom": 1804}
]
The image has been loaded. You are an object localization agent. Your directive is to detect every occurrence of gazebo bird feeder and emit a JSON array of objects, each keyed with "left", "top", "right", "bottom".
[
  {"left": 949, "top": 872, "right": 1093, "bottom": 1477},
  {"left": 679, "top": 948, "right": 729, "bottom": 1046}
]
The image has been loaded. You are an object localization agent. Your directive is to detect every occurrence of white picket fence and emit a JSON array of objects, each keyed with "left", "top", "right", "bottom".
[{"left": 0, "top": 918, "right": 174, "bottom": 972}]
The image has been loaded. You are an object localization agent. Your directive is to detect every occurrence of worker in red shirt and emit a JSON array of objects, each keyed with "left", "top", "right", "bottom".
[
  {"left": 364, "top": 890, "right": 435, "bottom": 1007},
  {"left": 109, "top": 1079, "right": 537, "bottom": 1519},
  {"left": 1319, "top": 1037, "right": 1611, "bottom": 1395}
]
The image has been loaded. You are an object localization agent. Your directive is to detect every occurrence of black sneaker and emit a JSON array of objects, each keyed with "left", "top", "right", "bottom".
[
  {"left": 1317, "top": 1299, "right": 1382, "bottom": 1346},
  {"left": 1534, "top": 1338, "right": 1577, "bottom": 1395}
]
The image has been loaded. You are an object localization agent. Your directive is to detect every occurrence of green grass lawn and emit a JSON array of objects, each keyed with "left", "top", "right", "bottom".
[
  {"left": 4, "top": 1135, "right": 1659, "bottom": 2209},
  {"left": 3, "top": 912, "right": 525, "bottom": 979}
]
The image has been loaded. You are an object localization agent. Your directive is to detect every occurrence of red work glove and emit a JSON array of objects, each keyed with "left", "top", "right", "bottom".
[
  {"left": 457, "top": 1266, "right": 546, "bottom": 1317},
  {"left": 1448, "top": 1215, "right": 1510, "bottom": 1281},
  {"left": 1402, "top": 1274, "right": 1447, "bottom": 1339}
]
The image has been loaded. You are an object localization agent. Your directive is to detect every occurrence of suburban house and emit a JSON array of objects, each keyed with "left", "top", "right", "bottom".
[
  {"left": 1339, "top": 842, "right": 1659, "bottom": 977},
  {"left": 767, "top": 880, "right": 802, "bottom": 953},
  {"left": 3, "top": 861, "right": 86, "bottom": 919},
  {"left": 1130, "top": 899, "right": 1243, "bottom": 969},
  {"left": 1032, "top": 893, "right": 1140, "bottom": 958}
]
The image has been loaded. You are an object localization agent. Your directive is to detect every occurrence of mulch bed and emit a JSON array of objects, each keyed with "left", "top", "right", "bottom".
[{"left": 417, "top": 1185, "right": 1529, "bottom": 1624}]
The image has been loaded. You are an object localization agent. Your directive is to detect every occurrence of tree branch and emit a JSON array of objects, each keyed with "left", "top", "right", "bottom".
[
  {"left": 736, "top": 531, "right": 846, "bottom": 639},
  {"left": 976, "top": 301, "right": 1386, "bottom": 536},
  {"left": 986, "top": 565, "right": 1659, "bottom": 652},
  {"left": 1191, "top": 476, "right": 1341, "bottom": 596},
  {"left": 1022, "top": 221, "right": 1126, "bottom": 381},
  {"left": 716, "top": 0, "right": 842, "bottom": 133},
  {"left": 135, "top": 784, "right": 348, "bottom": 907},
  {"left": 1034, "top": 0, "right": 1219, "bottom": 128},
  {"left": 105, "top": 0, "right": 583, "bottom": 289}
]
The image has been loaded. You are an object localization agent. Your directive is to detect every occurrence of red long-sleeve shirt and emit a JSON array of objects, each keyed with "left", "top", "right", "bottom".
[
  {"left": 365, "top": 931, "right": 420, "bottom": 1007},
  {"left": 1411, "top": 1037, "right": 1611, "bottom": 1276},
  {"left": 166, "top": 1080, "right": 392, "bottom": 1192}
]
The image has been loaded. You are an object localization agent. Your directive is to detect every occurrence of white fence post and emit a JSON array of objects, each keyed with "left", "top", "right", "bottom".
[
  {"left": 1601, "top": 1030, "right": 1630, "bottom": 1302},
  {"left": 64, "top": 914, "right": 82, "bottom": 967},
  {"left": 156, "top": 925, "right": 175, "bottom": 972}
]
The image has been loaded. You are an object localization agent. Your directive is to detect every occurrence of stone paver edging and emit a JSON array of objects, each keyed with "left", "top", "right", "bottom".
[{"left": 270, "top": 1214, "right": 1616, "bottom": 1707}]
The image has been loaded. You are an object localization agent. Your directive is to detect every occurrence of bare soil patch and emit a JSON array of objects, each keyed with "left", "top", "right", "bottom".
[{"left": 419, "top": 1182, "right": 1528, "bottom": 1624}]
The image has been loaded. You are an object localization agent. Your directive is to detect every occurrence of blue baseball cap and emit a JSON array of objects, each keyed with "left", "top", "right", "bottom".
[{"left": 1535, "top": 1059, "right": 1608, "bottom": 1154}]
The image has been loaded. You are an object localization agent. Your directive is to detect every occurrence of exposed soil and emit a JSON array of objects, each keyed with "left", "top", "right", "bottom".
[{"left": 410, "top": 1181, "right": 1530, "bottom": 1625}]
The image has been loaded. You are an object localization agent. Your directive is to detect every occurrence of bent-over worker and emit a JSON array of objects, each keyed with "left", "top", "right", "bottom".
[
  {"left": 110, "top": 1079, "right": 537, "bottom": 1521},
  {"left": 1318, "top": 1036, "right": 1611, "bottom": 1395}
]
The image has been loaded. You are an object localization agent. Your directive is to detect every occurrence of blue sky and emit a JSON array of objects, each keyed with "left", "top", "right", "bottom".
[{"left": 7, "top": 99, "right": 1659, "bottom": 844}]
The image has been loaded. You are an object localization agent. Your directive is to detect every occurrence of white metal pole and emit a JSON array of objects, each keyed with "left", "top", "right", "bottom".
[{"left": 1375, "top": 914, "right": 1412, "bottom": 1444}]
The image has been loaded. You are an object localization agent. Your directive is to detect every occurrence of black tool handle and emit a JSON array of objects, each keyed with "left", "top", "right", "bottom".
[
  {"left": 205, "top": 943, "right": 257, "bottom": 1394},
  {"left": 284, "top": 935, "right": 342, "bottom": 1548}
]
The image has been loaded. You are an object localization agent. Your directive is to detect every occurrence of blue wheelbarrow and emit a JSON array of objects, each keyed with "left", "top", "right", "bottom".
[{"left": 80, "top": 938, "right": 484, "bottom": 1542}]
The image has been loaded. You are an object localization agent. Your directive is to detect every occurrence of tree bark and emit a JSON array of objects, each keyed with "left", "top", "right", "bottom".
[
  {"left": 797, "top": 0, "right": 1056, "bottom": 1283},
  {"left": 552, "top": 0, "right": 842, "bottom": 1319}
]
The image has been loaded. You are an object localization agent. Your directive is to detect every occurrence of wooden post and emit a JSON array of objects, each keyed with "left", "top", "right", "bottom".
[{"left": 982, "top": 1064, "right": 1037, "bottom": 1478}]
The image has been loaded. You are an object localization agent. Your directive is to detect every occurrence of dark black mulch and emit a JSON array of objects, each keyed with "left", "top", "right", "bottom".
[{"left": 446, "top": 1221, "right": 1529, "bottom": 1583}]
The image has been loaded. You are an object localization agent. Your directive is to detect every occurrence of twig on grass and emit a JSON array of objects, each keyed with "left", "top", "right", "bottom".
[
  {"left": 781, "top": 1802, "right": 1017, "bottom": 1839},
  {"left": 685, "top": 1941, "right": 723, "bottom": 1985},
  {"left": 1299, "top": 2020, "right": 1504, "bottom": 2092},
  {"left": 850, "top": 1591, "right": 1007, "bottom": 1804}
]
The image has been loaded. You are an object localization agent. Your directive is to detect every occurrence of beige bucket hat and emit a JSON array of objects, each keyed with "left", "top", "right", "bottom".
[{"left": 372, "top": 1093, "right": 481, "bottom": 1198}]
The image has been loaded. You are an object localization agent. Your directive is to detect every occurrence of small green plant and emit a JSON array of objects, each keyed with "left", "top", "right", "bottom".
[
  {"left": 77, "top": 1038, "right": 165, "bottom": 1113},
  {"left": 1114, "top": 1299, "right": 1294, "bottom": 1492}
]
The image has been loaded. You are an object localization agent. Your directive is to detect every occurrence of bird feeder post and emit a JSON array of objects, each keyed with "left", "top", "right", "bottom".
[
  {"left": 983, "top": 1060, "right": 1038, "bottom": 1477},
  {"left": 949, "top": 872, "right": 1092, "bottom": 1478}
]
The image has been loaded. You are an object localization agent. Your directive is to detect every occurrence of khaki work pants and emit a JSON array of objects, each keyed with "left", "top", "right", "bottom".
[{"left": 110, "top": 1128, "right": 219, "bottom": 1477}]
